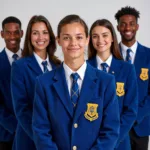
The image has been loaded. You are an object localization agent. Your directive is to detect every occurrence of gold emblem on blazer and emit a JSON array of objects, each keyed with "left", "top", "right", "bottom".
[
  {"left": 84, "top": 103, "right": 98, "bottom": 121},
  {"left": 116, "top": 82, "right": 125, "bottom": 97},
  {"left": 140, "top": 68, "right": 149, "bottom": 81}
]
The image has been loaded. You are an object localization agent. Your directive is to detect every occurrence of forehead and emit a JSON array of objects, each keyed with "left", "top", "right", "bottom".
[
  {"left": 3, "top": 23, "right": 20, "bottom": 30},
  {"left": 92, "top": 26, "right": 111, "bottom": 34},
  {"left": 32, "top": 22, "right": 48, "bottom": 30},
  {"left": 60, "top": 22, "right": 85, "bottom": 35},
  {"left": 119, "top": 15, "right": 137, "bottom": 22}
]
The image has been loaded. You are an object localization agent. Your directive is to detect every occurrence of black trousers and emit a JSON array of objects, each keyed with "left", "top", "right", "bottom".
[
  {"left": 0, "top": 141, "right": 13, "bottom": 150},
  {"left": 130, "top": 128, "right": 149, "bottom": 150}
]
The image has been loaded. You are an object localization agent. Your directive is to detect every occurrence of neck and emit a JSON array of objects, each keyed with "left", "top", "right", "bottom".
[
  {"left": 122, "top": 39, "right": 136, "bottom": 47},
  {"left": 7, "top": 47, "right": 20, "bottom": 53},
  {"left": 35, "top": 50, "right": 47, "bottom": 60},
  {"left": 97, "top": 51, "right": 111, "bottom": 62},
  {"left": 64, "top": 57, "right": 85, "bottom": 71}
]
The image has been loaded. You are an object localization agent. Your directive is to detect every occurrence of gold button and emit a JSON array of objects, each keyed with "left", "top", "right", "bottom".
[
  {"left": 74, "top": 123, "right": 78, "bottom": 128},
  {"left": 73, "top": 146, "right": 77, "bottom": 150}
]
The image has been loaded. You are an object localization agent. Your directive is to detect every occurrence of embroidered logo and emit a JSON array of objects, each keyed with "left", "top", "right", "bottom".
[
  {"left": 140, "top": 68, "right": 149, "bottom": 81},
  {"left": 116, "top": 82, "right": 125, "bottom": 97},
  {"left": 84, "top": 103, "right": 98, "bottom": 121}
]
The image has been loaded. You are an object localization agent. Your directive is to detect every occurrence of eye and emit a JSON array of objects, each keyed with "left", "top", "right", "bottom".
[
  {"left": 32, "top": 31, "right": 38, "bottom": 35},
  {"left": 43, "top": 31, "right": 49, "bottom": 34},
  {"left": 63, "top": 36, "right": 70, "bottom": 40},
  {"left": 103, "top": 34, "right": 108, "bottom": 38},
  {"left": 92, "top": 35, "right": 98, "bottom": 39},
  {"left": 76, "top": 36, "right": 83, "bottom": 40}
]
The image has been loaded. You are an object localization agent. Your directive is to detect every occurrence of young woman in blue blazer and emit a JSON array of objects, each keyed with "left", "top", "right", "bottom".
[
  {"left": 11, "top": 15, "right": 61, "bottom": 150},
  {"left": 32, "top": 15, "right": 120, "bottom": 150},
  {"left": 88, "top": 19, "right": 138, "bottom": 150}
]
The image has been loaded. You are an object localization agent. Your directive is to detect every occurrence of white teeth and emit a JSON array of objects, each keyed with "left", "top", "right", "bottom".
[
  {"left": 10, "top": 41, "right": 16, "bottom": 44},
  {"left": 37, "top": 42, "right": 45, "bottom": 45},
  {"left": 125, "top": 32, "right": 132, "bottom": 35}
]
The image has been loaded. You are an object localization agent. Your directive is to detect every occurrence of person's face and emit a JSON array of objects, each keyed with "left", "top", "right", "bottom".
[
  {"left": 117, "top": 15, "right": 139, "bottom": 43},
  {"left": 91, "top": 26, "right": 113, "bottom": 55},
  {"left": 57, "top": 22, "right": 89, "bottom": 61},
  {"left": 31, "top": 22, "right": 50, "bottom": 53},
  {"left": 1, "top": 23, "right": 23, "bottom": 53}
]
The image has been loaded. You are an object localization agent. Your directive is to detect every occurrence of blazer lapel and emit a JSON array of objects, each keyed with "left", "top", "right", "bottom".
[
  {"left": 26, "top": 55, "right": 43, "bottom": 75},
  {"left": 52, "top": 65, "right": 74, "bottom": 117},
  {"left": 109, "top": 57, "right": 122, "bottom": 77},
  {"left": 0, "top": 49, "right": 11, "bottom": 80},
  {"left": 134, "top": 43, "right": 147, "bottom": 72},
  {"left": 73, "top": 64, "right": 98, "bottom": 122}
]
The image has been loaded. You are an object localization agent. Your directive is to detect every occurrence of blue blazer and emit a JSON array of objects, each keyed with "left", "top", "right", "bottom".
[
  {"left": 32, "top": 63, "right": 120, "bottom": 150},
  {"left": 11, "top": 55, "right": 56, "bottom": 150},
  {"left": 88, "top": 56, "right": 138, "bottom": 150},
  {"left": 0, "top": 49, "right": 17, "bottom": 141},
  {"left": 120, "top": 42, "right": 150, "bottom": 136}
]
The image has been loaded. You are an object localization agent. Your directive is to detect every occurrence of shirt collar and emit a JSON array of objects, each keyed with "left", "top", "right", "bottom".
[
  {"left": 96, "top": 54, "right": 112, "bottom": 67},
  {"left": 33, "top": 52, "right": 49, "bottom": 65},
  {"left": 120, "top": 41, "right": 138, "bottom": 54},
  {"left": 5, "top": 47, "right": 22, "bottom": 58},
  {"left": 63, "top": 61, "right": 87, "bottom": 81}
]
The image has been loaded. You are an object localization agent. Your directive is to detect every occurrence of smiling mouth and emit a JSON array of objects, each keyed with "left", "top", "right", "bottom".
[{"left": 9, "top": 40, "right": 17, "bottom": 44}]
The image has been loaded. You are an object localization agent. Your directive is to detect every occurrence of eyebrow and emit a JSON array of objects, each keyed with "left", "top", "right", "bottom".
[
  {"left": 92, "top": 32, "right": 110, "bottom": 35},
  {"left": 62, "top": 33, "right": 84, "bottom": 36}
]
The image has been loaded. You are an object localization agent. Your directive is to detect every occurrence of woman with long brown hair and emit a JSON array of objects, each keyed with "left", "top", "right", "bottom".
[
  {"left": 88, "top": 19, "right": 138, "bottom": 150},
  {"left": 11, "top": 15, "right": 61, "bottom": 150}
]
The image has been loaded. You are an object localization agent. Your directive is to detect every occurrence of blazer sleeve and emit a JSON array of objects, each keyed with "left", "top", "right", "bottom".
[
  {"left": 0, "top": 89, "right": 17, "bottom": 133},
  {"left": 32, "top": 77, "right": 58, "bottom": 150},
  {"left": 115, "top": 65, "right": 138, "bottom": 148},
  {"left": 11, "top": 62, "right": 33, "bottom": 140},
  {"left": 91, "top": 75, "right": 120, "bottom": 150}
]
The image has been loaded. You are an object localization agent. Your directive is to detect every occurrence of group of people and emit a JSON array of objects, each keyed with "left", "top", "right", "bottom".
[{"left": 0, "top": 5, "right": 150, "bottom": 150}]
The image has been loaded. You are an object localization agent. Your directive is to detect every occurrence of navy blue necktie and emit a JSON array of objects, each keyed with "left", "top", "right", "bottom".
[
  {"left": 12, "top": 54, "right": 18, "bottom": 61},
  {"left": 71, "top": 73, "right": 80, "bottom": 107},
  {"left": 101, "top": 63, "right": 108, "bottom": 72},
  {"left": 41, "top": 61, "right": 48, "bottom": 73},
  {"left": 126, "top": 49, "right": 132, "bottom": 64}
]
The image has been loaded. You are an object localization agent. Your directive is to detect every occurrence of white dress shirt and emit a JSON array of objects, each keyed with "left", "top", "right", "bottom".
[
  {"left": 96, "top": 54, "right": 112, "bottom": 72},
  {"left": 120, "top": 41, "right": 138, "bottom": 64},
  {"left": 63, "top": 61, "right": 87, "bottom": 96},
  {"left": 33, "top": 52, "right": 52, "bottom": 73},
  {"left": 5, "top": 47, "right": 22, "bottom": 65}
]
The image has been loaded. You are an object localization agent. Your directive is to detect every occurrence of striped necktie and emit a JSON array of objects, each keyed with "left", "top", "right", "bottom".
[
  {"left": 12, "top": 54, "right": 18, "bottom": 61},
  {"left": 126, "top": 49, "right": 132, "bottom": 64},
  {"left": 41, "top": 61, "right": 48, "bottom": 73},
  {"left": 101, "top": 63, "right": 108, "bottom": 73},
  {"left": 71, "top": 73, "right": 80, "bottom": 107}
]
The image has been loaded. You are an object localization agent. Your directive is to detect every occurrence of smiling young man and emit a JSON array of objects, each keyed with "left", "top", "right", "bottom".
[
  {"left": 115, "top": 6, "right": 150, "bottom": 150},
  {"left": 0, "top": 16, "right": 23, "bottom": 150}
]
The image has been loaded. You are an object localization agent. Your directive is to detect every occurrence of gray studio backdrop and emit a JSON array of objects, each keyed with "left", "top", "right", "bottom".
[{"left": 0, "top": 0, "right": 150, "bottom": 148}]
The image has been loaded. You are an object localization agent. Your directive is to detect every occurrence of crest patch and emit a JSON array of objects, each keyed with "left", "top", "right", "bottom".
[
  {"left": 140, "top": 68, "right": 149, "bottom": 81},
  {"left": 116, "top": 82, "right": 125, "bottom": 97},
  {"left": 84, "top": 103, "right": 98, "bottom": 121}
]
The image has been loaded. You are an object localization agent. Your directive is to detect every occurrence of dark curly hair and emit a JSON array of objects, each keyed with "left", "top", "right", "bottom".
[{"left": 115, "top": 6, "right": 140, "bottom": 23}]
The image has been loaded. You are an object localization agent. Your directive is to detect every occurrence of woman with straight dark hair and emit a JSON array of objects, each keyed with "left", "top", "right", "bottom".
[
  {"left": 11, "top": 15, "right": 61, "bottom": 150},
  {"left": 88, "top": 19, "right": 138, "bottom": 150},
  {"left": 32, "top": 15, "right": 120, "bottom": 150}
]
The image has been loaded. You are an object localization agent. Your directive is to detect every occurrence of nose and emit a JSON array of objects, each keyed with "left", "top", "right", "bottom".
[
  {"left": 125, "top": 24, "right": 131, "bottom": 30},
  {"left": 70, "top": 38, "right": 77, "bottom": 46}
]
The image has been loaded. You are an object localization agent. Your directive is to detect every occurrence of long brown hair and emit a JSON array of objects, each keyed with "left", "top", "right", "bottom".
[
  {"left": 22, "top": 15, "right": 61, "bottom": 65},
  {"left": 88, "top": 19, "right": 123, "bottom": 60}
]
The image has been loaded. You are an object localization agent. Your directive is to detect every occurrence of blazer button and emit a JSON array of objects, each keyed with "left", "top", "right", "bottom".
[
  {"left": 73, "top": 146, "right": 77, "bottom": 150},
  {"left": 74, "top": 123, "right": 78, "bottom": 128}
]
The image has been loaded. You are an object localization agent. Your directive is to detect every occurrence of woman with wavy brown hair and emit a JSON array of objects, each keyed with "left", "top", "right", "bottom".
[
  {"left": 88, "top": 19, "right": 138, "bottom": 150},
  {"left": 11, "top": 15, "right": 61, "bottom": 150}
]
